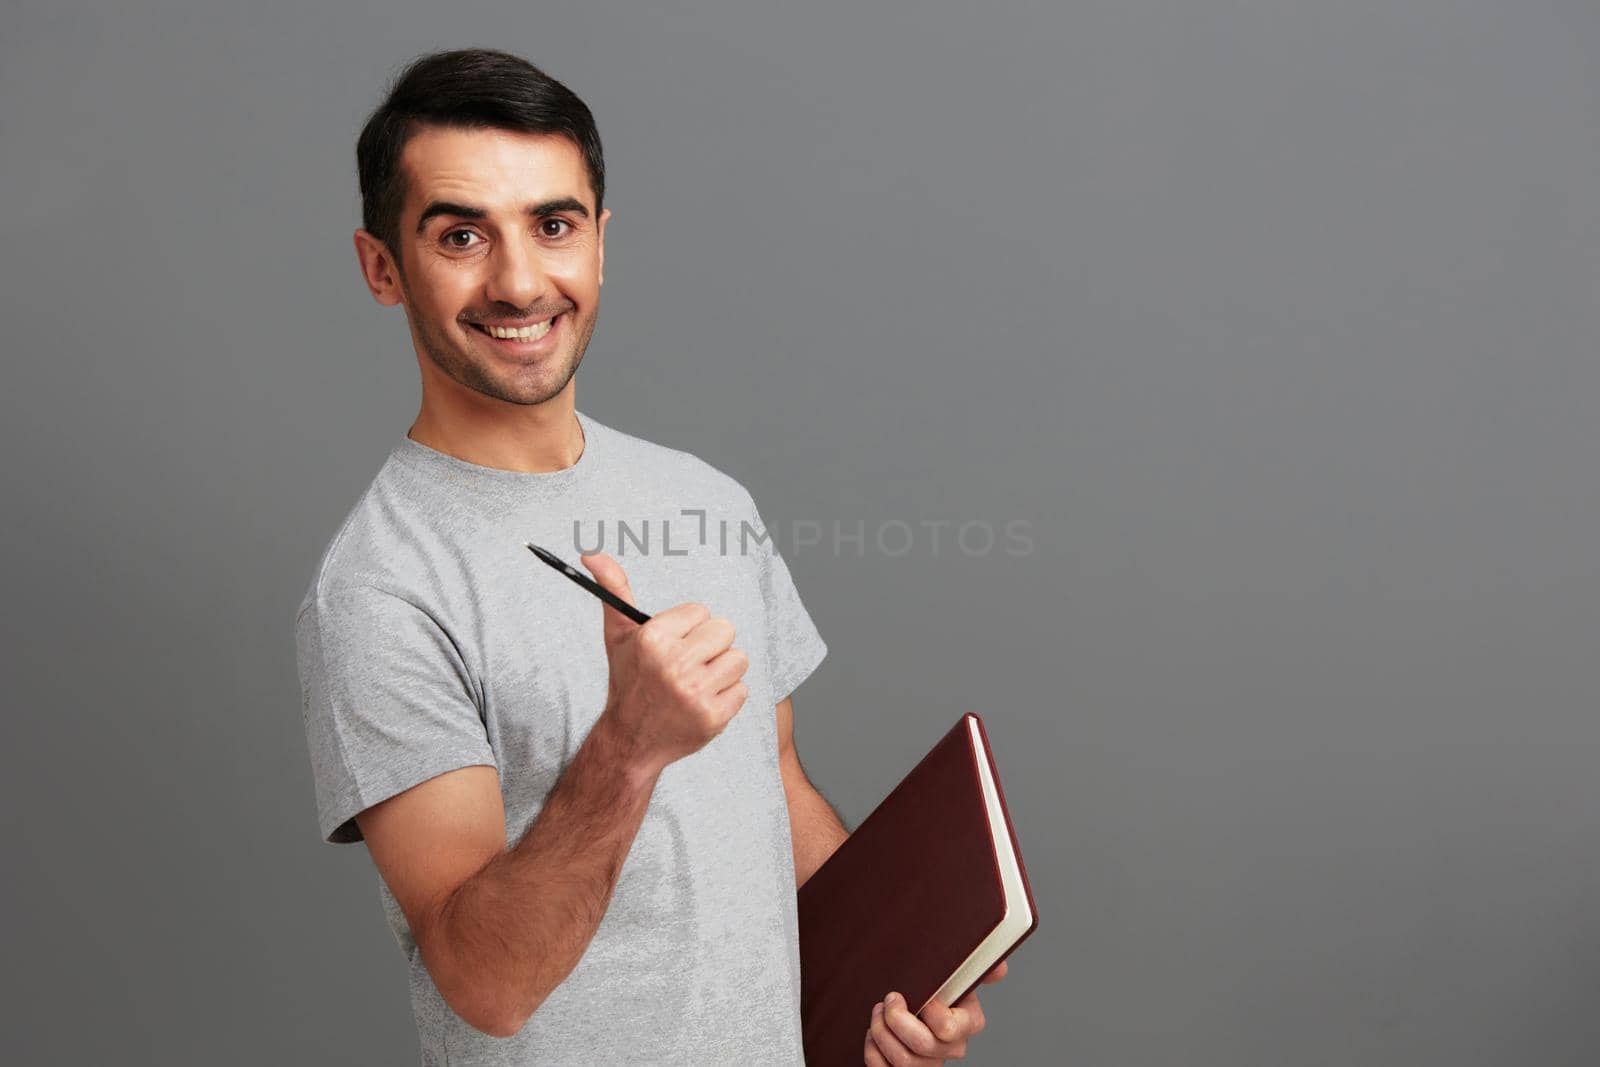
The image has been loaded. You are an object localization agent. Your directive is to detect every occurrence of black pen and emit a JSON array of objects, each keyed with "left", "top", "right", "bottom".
[{"left": 525, "top": 542, "right": 653, "bottom": 625}]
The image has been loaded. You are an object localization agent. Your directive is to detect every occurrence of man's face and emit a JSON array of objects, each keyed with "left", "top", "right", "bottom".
[{"left": 383, "top": 125, "right": 609, "bottom": 408}]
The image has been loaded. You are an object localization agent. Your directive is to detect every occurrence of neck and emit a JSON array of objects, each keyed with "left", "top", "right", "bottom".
[{"left": 407, "top": 396, "right": 586, "bottom": 474}]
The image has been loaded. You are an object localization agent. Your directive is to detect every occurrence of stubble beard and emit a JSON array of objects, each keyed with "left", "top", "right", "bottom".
[{"left": 399, "top": 266, "right": 596, "bottom": 408}]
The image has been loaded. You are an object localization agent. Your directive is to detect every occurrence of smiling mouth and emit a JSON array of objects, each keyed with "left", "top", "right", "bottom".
[{"left": 470, "top": 315, "right": 560, "bottom": 342}]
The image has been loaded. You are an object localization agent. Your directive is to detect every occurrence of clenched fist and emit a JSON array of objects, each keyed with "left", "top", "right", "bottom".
[{"left": 581, "top": 551, "right": 750, "bottom": 775}]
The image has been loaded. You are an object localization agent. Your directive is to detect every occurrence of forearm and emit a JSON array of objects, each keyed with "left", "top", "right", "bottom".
[
  {"left": 785, "top": 768, "right": 850, "bottom": 888},
  {"left": 431, "top": 713, "right": 660, "bottom": 1037}
]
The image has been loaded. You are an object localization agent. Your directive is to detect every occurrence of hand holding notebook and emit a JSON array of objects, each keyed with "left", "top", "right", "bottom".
[
  {"left": 865, "top": 957, "right": 1009, "bottom": 1065},
  {"left": 798, "top": 713, "right": 1039, "bottom": 1066}
]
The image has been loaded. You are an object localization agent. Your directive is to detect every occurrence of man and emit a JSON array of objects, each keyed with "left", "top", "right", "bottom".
[{"left": 295, "top": 48, "right": 1006, "bottom": 1065}]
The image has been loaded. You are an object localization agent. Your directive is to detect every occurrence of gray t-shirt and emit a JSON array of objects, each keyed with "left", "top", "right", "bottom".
[{"left": 294, "top": 409, "right": 828, "bottom": 1065}]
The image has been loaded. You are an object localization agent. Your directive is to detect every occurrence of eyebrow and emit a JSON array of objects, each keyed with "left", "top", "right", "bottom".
[{"left": 415, "top": 197, "right": 591, "bottom": 234}]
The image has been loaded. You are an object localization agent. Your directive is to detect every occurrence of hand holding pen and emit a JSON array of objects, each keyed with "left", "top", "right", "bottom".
[{"left": 527, "top": 544, "right": 752, "bottom": 774}]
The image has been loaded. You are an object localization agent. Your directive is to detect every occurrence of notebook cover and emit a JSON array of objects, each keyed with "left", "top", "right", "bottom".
[{"left": 797, "top": 713, "right": 1038, "bottom": 1066}]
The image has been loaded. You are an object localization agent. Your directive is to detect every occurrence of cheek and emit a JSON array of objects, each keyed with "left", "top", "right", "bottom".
[
  {"left": 415, "top": 270, "right": 478, "bottom": 321},
  {"left": 546, "top": 248, "right": 602, "bottom": 294}
]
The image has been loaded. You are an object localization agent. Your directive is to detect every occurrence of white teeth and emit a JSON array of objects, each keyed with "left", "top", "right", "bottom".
[{"left": 487, "top": 318, "right": 555, "bottom": 341}]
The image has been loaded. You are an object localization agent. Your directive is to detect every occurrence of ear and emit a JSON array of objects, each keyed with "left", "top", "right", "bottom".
[
  {"left": 596, "top": 207, "right": 611, "bottom": 287},
  {"left": 353, "top": 229, "right": 405, "bottom": 307}
]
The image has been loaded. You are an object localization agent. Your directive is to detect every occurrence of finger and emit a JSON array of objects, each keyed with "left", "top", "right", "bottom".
[
  {"left": 582, "top": 556, "right": 643, "bottom": 639},
  {"left": 650, "top": 600, "right": 712, "bottom": 637},
  {"left": 870, "top": 999, "right": 937, "bottom": 1066},
  {"left": 864, "top": 1022, "right": 892, "bottom": 1067},
  {"left": 682, "top": 614, "right": 737, "bottom": 662},
  {"left": 902, "top": 991, "right": 972, "bottom": 1055},
  {"left": 577, "top": 552, "right": 636, "bottom": 615},
  {"left": 945, "top": 989, "right": 986, "bottom": 1038},
  {"left": 916, "top": 994, "right": 965, "bottom": 1047},
  {"left": 711, "top": 679, "right": 749, "bottom": 720},
  {"left": 980, "top": 959, "right": 1009, "bottom": 984},
  {"left": 704, "top": 646, "right": 750, "bottom": 691}
]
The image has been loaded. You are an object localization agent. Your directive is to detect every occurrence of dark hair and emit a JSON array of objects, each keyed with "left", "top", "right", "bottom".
[{"left": 356, "top": 48, "right": 606, "bottom": 261}]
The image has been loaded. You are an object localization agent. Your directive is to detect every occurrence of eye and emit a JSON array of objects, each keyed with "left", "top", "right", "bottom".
[
  {"left": 443, "top": 229, "right": 482, "bottom": 250},
  {"left": 539, "top": 218, "right": 573, "bottom": 239}
]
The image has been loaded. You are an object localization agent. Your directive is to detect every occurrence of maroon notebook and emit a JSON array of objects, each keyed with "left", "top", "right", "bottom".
[{"left": 797, "top": 713, "right": 1039, "bottom": 1066}]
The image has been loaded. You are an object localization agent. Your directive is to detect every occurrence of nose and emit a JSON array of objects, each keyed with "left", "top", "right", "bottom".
[{"left": 483, "top": 231, "right": 550, "bottom": 311}]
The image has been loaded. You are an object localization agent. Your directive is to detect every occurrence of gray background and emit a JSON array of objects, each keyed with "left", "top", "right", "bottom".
[{"left": 2, "top": 1, "right": 1597, "bottom": 1064}]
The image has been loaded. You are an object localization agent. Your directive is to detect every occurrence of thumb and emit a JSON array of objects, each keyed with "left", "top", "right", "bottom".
[{"left": 579, "top": 551, "right": 638, "bottom": 638}]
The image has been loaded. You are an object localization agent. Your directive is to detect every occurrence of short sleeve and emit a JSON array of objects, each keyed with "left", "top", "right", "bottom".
[
  {"left": 295, "top": 584, "right": 498, "bottom": 845},
  {"left": 743, "top": 492, "right": 829, "bottom": 704}
]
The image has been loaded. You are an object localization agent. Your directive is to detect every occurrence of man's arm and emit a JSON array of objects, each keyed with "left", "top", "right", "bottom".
[
  {"left": 776, "top": 695, "right": 850, "bottom": 887},
  {"left": 356, "top": 713, "right": 660, "bottom": 1039},
  {"left": 324, "top": 552, "right": 746, "bottom": 1041}
]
